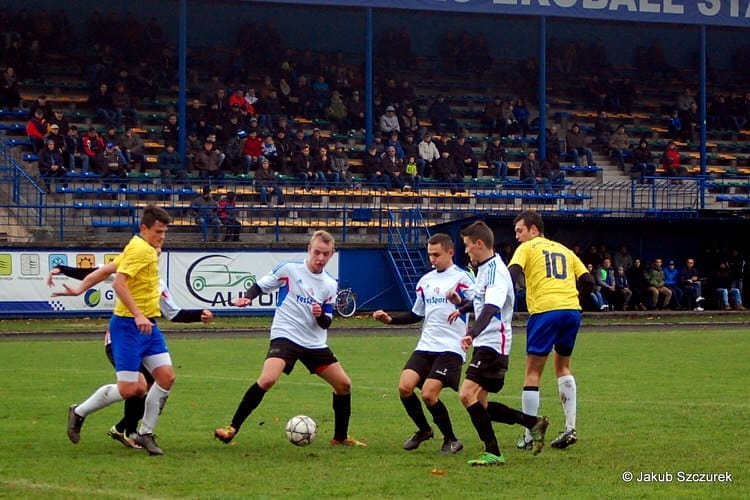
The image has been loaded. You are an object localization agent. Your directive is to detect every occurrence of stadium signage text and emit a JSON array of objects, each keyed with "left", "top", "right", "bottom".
[{"left": 269, "top": 0, "right": 750, "bottom": 27}]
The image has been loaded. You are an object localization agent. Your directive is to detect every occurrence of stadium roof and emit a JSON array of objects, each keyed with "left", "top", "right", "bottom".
[{"left": 254, "top": 0, "right": 750, "bottom": 29}]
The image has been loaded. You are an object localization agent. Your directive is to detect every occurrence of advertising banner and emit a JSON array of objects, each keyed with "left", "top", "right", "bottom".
[{"left": 0, "top": 250, "right": 339, "bottom": 316}]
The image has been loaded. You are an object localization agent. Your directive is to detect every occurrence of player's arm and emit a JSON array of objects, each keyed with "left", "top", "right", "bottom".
[
  {"left": 51, "top": 263, "right": 118, "bottom": 296},
  {"left": 233, "top": 283, "right": 263, "bottom": 307},
  {"left": 372, "top": 310, "right": 422, "bottom": 325},
  {"left": 508, "top": 263, "right": 523, "bottom": 289},
  {"left": 466, "top": 304, "right": 500, "bottom": 339}
]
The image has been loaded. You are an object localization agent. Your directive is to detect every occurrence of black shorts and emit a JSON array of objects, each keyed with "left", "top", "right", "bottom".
[
  {"left": 464, "top": 347, "right": 508, "bottom": 394},
  {"left": 104, "top": 343, "right": 153, "bottom": 385},
  {"left": 404, "top": 351, "right": 463, "bottom": 392},
  {"left": 267, "top": 338, "right": 339, "bottom": 375}
]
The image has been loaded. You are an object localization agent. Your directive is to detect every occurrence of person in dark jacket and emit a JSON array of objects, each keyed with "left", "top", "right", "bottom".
[{"left": 37, "top": 138, "right": 67, "bottom": 193}]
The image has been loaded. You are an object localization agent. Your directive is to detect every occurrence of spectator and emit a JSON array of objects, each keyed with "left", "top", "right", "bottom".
[
  {"left": 644, "top": 258, "right": 672, "bottom": 310},
  {"left": 613, "top": 266, "right": 633, "bottom": 311},
  {"left": 566, "top": 123, "right": 594, "bottom": 167},
  {"left": 314, "top": 146, "right": 337, "bottom": 189},
  {"left": 347, "top": 90, "right": 366, "bottom": 132},
  {"left": 97, "top": 142, "right": 129, "bottom": 180},
  {"left": 485, "top": 136, "right": 508, "bottom": 180},
  {"left": 194, "top": 140, "right": 223, "bottom": 182},
  {"left": 331, "top": 143, "right": 353, "bottom": 189},
  {"left": 37, "top": 138, "right": 67, "bottom": 193},
  {"left": 217, "top": 191, "right": 241, "bottom": 242},
  {"left": 48, "top": 110, "right": 70, "bottom": 136},
  {"left": 0, "top": 66, "right": 21, "bottom": 110},
  {"left": 417, "top": 132, "right": 440, "bottom": 178},
  {"left": 404, "top": 155, "right": 420, "bottom": 191},
  {"left": 608, "top": 124, "right": 630, "bottom": 171},
  {"left": 44, "top": 123, "right": 65, "bottom": 153},
  {"left": 432, "top": 150, "right": 462, "bottom": 194},
  {"left": 631, "top": 138, "right": 657, "bottom": 183},
  {"left": 380, "top": 145, "right": 405, "bottom": 191},
  {"left": 587, "top": 263, "right": 608, "bottom": 311},
  {"left": 540, "top": 152, "right": 566, "bottom": 187},
  {"left": 89, "top": 83, "right": 117, "bottom": 128},
  {"left": 190, "top": 186, "right": 221, "bottom": 242},
  {"left": 242, "top": 129, "right": 263, "bottom": 173},
  {"left": 483, "top": 96, "right": 505, "bottom": 137},
  {"left": 519, "top": 151, "right": 551, "bottom": 194},
  {"left": 384, "top": 132, "right": 405, "bottom": 160},
  {"left": 65, "top": 126, "right": 89, "bottom": 173},
  {"left": 293, "top": 144, "right": 317, "bottom": 191},
  {"left": 254, "top": 157, "right": 284, "bottom": 205},
  {"left": 82, "top": 127, "right": 105, "bottom": 174},
  {"left": 26, "top": 108, "right": 48, "bottom": 153},
  {"left": 274, "top": 129, "right": 293, "bottom": 176},
  {"left": 307, "top": 128, "right": 327, "bottom": 157},
  {"left": 400, "top": 106, "right": 420, "bottom": 140},
  {"left": 663, "top": 260, "right": 684, "bottom": 309},
  {"left": 452, "top": 136, "right": 478, "bottom": 178},
  {"left": 325, "top": 90, "right": 348, "bottom": 133},
  {"left": 545, "top": 124, "right": 563, "bottom": 160},
  {"left": 713, "top": 261, "right": 746, "bottom": 311},
  {"left": 660, "top": 140, "right": 688, "bottom": 178},
  {"left": 27, "top": 95, "right": 54, "bottom": 120},
  {"left": 111, "top": 81, "right": 138, "bottom": 128},
  {"left": 680, "top": 257, "right": 705, "bottom": 311},
  {"left": 626, "top": 258, "right": 649, "bottom": 310},
  {"left": 427, "top": 95, "right": 457, "bottom": 135},
  {"left": 363, "top": 144, "right": 386, "bottom": 191},
  {"left": 379, "top": 105, "right": 401, "bottom": 135},
  {"left": 596, "top": 258, "right": 617, "bottom": 310},
  {"left": 156, "top": 143, "right": 184, "bottom": 186},
  {"left": 118, "top": 127, "right": 146, "bottom": 173},
  {"left": 512, "top": 98, "right": 530, "bottom": 138},
  {"left": 593, "top": 111, "right": 612, "bottom": 147},
  {"left": 162, "top": 114, "right": 179, "bottom": 148},
  {"left": 612, "top": 244, "right": 634, "bottom": 271}
]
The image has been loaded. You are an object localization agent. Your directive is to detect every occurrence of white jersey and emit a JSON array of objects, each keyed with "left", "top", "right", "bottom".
[
  {"left": 257, "top": 258, "right": 337, "bottom": 349},
  {"left": 471, "top": 254, "right": 514, "bottom": 355},
  {"left": 412, "top": 265, "right": 475, "bottom": 360}
]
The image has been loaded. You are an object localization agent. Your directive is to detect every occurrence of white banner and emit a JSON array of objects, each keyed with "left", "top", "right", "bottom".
[{"left": 0, "top": 250, "right": 339, "bottom": 315}]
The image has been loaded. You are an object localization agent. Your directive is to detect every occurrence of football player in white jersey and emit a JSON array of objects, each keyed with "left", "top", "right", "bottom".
[
  {"left": 447, "top": 221, "right": 548, "bottom": 466},
  {"left": 373, "top": 233, "right": 475, "bottom": 455},
  {"left": 215, "top": 230, "right": 365, "bottom": 447},
  {"left": 49, "top": 260, "right": 213, "bottom": 449}
]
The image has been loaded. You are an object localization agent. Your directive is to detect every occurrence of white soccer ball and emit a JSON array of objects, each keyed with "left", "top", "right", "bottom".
[{"left": 285, "top": 415, "right": 317, "bottom": 447}]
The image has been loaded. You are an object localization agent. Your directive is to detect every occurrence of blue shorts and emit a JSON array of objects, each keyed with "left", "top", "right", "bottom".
[
  {"left": 526, "top": 310, "right": 582, "bottom": 357},
  {"left": 109, "top": 315, "right": 169, "bottom": 372}
]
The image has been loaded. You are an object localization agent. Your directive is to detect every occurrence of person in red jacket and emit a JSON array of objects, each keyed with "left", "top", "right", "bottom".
[
  {"left": 82, "top": 128, "right": 106, "bottom": 174},
  {"left": 26, "top": 108, "right": 48, "bottom": 153},
  {"left": 660, "top": 140, "right": 688, "bottom": 177},
  {"left": 241, "top": 129, "right": 263, "bottom": 173}
]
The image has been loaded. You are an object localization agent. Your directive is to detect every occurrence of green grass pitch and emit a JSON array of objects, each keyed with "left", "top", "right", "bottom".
[{"left": 0, "top": 327, "right": 748, "bottom": 499}]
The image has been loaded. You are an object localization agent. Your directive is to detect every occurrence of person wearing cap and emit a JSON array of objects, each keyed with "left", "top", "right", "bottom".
[
  {"left": 221, "top": 130, "right": 246, "bottom": 175},
  {"left": 255, "top": 157, "right": 284, "bottom": 205},
  {"left": 97, "top": 141, "right": 129, "bottom": 180},
  {"left": 379, "top": 105, "right": 401, "bottom": 135},
  {"left": 48, "top": 110, "right": 70, "bottom": 135},
  {"left": 45, "top": 123, "right": 65, "bottom": 153}
]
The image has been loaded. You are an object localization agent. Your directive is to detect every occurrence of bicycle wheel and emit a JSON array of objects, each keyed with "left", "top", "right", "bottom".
[{"left": 336, "top": 289, "right": 357, "bottom": 317}]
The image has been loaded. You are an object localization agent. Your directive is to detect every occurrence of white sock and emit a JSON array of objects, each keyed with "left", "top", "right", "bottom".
[
  {"left": 557, "top": 375, "right": 577, "bottom": 431},
  {"left": 522, "top": 388, "right": 540, "bottom": 441},
  {"left": 138, "top": 383, "right": 170, "bottom": 435},
  {"left": 76, "top": 384, "right": 124, "bottom": 417}
]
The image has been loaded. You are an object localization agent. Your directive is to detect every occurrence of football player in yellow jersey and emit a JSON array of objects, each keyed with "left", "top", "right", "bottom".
[
  {"left": 508, "top": 210, "right": 593, "bottom": 450},
  {"left": 67, "top": 205, "right": 173, "bottom": 455}
]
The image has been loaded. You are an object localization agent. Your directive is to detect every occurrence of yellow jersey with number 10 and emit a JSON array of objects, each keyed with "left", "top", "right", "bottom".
[{"left": 509, "top": 236, "right": 588, "bottom": 314}]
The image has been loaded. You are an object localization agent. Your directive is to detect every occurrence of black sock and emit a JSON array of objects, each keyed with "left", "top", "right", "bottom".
[
  {"left": 122, "top": 396, "right": 145, "bottom": 435},
  {"left": 486, "top": 401, "right": 537, "bottom": 429},
  {"left": 231, "top": 383, "right": 267, "bottom": 432},
  {"left": 332, "top": 392, "right": 351, "bottom": 441},
  {"left": 427, "top": 400, "right": 456, "bottom": 442},
  {"left": 466, "top": 402, "right": 500, "bottom": 456},
  {"left": 401, "top": 394, "right": 431, "bottom": 432}
]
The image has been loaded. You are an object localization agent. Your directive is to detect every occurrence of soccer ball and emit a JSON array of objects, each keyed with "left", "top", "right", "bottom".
[{"left": 285, "top": 415, "right": 317, "bottom": 446}]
